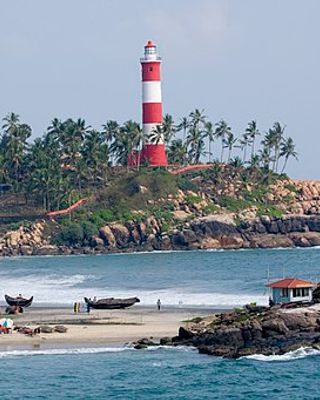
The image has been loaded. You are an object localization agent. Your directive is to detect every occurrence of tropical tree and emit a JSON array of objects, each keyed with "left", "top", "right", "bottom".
[
  {"left": 162, "top": 114, "right": 175, "bottom": 145},
  {"left": 186, "top": 126, "right": 206, "bottom": 164},
  {"left": 176, "top": 117, "right": 189, "bottom": 141},
  {"left": 215, "top": 120, "right": 232, "bottom": 162},
  {"left": 245, "top": 120, "right": 260, "bottom": 157},
  {"left": 280, "top": 137, "right": 298, "bottom": 173},
  {"left": 237, "top": 133, "right": 250, "bottom": 162},
  {"left": 223, "top": 133, "right": 238, "bottom": 162},
  {"left": 82, "top": 129, "right": 109, "bottom": 186},
  {"left": 1, "top": 113, "right": 31, "bottom": 185},
  {"left": 148, "top": 125, "right": 164, "bottom": 145},
  {"left": 272, "top": 122, "right": 285, "bottom": 172},
  {"left": 204, "top": 121, "right": 215, "bottom": 163},
  {"left": 101, "top": 120, "right": 120, "bottom": 166},
  {"left": 167, "top": 139, "right": 188, "bottom": 165}
]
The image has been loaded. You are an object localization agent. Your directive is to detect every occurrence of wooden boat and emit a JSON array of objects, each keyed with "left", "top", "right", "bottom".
[
  {"left": 4, "top": 295, "right": 33, "bottom": 308},
  {"left": 84, "top": 296, "right": 140, "bottom": 310}
]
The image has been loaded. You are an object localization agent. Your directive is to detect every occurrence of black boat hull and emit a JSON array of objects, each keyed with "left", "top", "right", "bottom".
[
  {"left": 84, "top": 297, "right": 140, "bottom": 310},
  {"left": 5, "top": 295, "right": 33, "bottom": 308}
]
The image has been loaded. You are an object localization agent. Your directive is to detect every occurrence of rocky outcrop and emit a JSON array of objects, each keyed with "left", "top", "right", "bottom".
[{"left": 156, "top": 304, "right": 320, "bottom": 358}]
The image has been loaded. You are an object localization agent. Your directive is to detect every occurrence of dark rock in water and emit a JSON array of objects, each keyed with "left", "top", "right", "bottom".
[
  {"left": 136, "top": 337, "right": 157, "bottom": 346},
  {"left": 134, "top": 343, "right": 148, "bottom": 350},
  {"left": 160, "top": 336, "right": 173, "bottom": 346},
  {"left": 133, "top": 337, "right": 158, "bottom": 349},
  {"left": 178, "top": 327, "right": 194, "bottom": 340},
  {"left": 157, "top": 303, "right": 320, "bottom": 358}
]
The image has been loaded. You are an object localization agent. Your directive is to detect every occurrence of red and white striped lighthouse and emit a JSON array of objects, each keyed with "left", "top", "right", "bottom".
[{"left": 140, "top": 40, "right": 167, "bottom": 166}]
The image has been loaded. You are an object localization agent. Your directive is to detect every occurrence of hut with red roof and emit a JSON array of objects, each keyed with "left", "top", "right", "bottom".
[{"left": 266, "top": 278, "right": 317, "bottom": 304}]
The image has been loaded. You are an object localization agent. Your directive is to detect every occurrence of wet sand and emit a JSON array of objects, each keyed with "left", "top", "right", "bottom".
[{"left": 0, "top": 306, "right": 219, "bottom": 350}]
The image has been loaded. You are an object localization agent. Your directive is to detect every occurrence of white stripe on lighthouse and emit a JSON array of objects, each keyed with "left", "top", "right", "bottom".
[{"left": 142, "top": 81, "right": 162, "bottom": 103}]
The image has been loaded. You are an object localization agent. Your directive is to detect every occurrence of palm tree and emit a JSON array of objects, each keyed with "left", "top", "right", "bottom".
[
  {"left": 189, "top": 109, "right": 206, "bottom": 127},
  {"left": 148, "top": 125, "right": 164, "bottom": 145},
  {"left": 167, "top": 139, "right": 188, "bottom": 165},
  {"left": 82, "top": 129, "right": 109, "bottom": 186},
  {"left": 223, "top": 133, "right": 238, "bottom": 162},
  {"left": 259, "top": 146, "right": 271, "bottom": 170},
  {"left": 1, "top": 113, "right": 31, "bottom": 185},
  {"left": 272, "top": 122, "right": 285, "bottom": 172},
  {"left": 215, "top": 120, "right": 232, "bottom": 162},
  {"left": 162, "top": 114, "right": 175, "bottom": 145},
  {"left": 237, "top": 133, "right": 250, "bottom": 162},
  {"left": 245, "top": 120, "right": 260, "bottom": 157},
  {"left": 186, "top": 126, "right": 205, "bottom": 164},
  {"left": 248, "top": 154, "right": 260, "bottom": 170},
  {"left": 176, "top": 117, "right": 189, "bottom": 142},
  {"left": 102, "top": 120, "right": 119, "bottom": 166},
  {"left": 204, "top": 121, "right": 215, "bottom": 163},
  {"left": 229, "top": 156, "right": 244, "bottom": 168},
  {"left": 280, "top": 137, "right": 298, "bottom": 173}
]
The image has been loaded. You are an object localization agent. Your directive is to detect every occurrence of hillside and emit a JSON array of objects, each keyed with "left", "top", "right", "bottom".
[{"left": 1, "top": 166, "right": 320, "bottom": 256}]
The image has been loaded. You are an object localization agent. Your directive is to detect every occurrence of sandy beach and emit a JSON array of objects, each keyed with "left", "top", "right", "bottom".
[{"left": 0, "top": 306, "right": 213, "bottom": 350}]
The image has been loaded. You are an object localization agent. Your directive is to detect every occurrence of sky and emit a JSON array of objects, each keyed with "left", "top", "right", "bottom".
[{"left": 0, "top": 0, "right": 319, "bottom": 179}]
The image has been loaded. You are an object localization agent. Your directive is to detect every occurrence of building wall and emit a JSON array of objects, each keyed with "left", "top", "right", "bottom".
[
  {"left": 272, "top": 287, "right": 313, "bottom": 303},
  {"left": 272, "top": 288, "right": 290, "bottom": 304}
]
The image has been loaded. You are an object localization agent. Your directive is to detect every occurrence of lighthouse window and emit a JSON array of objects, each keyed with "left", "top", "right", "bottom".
[{"left": 149, "top": 67, "right": 153, "bottom": 72}]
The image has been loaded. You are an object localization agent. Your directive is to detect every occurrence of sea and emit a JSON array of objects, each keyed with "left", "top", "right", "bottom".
[{"left": 0, "top": 248, "right": 319, "bottom": 399}]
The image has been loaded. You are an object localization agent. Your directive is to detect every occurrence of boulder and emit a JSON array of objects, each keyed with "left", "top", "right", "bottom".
[
  {"left": 199, "top": 237, "right": 221, "bottom": 249},
  {"left": 90, "top": 235, "right": 105, "bottom": 247},
  {"left": 19, "top": 245, "right": 33, "bottom": 256},
  {"left": 219, "top": 235, "right": 244, "bottom": 249},
  {"left": 99, "top": 226, "right": 116, "bottom": 247},
  {"left": 33, "top": 245, "right": 59, "bottom": 256},
  {"left": 173, "top": 210, "right": 191, "bottom": 220}
]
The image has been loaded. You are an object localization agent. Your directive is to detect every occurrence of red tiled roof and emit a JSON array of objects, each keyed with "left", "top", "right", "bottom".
[{"left": 266, "top": 278, "right": 317, "bottom": 289}]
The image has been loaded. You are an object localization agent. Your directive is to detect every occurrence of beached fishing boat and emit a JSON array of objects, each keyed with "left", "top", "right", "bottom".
[
  {"left": 4, "top": 295, "right": 33, "bottom": 308},
  {"left": 84, "top": 296, "right": 140, "bottom": 309}
]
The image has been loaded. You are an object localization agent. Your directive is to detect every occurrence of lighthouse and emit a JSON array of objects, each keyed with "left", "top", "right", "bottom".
[{"left": 140, "top": 40, "right": 168, "bottom": 166}]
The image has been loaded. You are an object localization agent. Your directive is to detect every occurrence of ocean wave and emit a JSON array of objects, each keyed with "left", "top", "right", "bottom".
[
  {"left": 0, "top": 270, "right": 267, "bottom": 307},
  {"left": 0, "top": 345, "right": 194, "bottom": 359},
  {"left": 243, "top": 347, "right": 320, "bottom": 362}
]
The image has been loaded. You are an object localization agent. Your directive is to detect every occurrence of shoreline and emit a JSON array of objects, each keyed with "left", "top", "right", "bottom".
[{"left": 0, "top": 306, "right": 222, "bottom": 351}]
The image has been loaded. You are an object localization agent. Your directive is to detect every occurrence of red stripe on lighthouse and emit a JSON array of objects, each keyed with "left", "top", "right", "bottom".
[
  {"left": 142, "top": 103, "right": 162, "bottom": 124},
  {"left": 141, "top": 62, "right": 161, "bottom": 81}
]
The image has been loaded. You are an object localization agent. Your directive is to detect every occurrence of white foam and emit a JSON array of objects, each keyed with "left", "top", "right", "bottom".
[
  {"left": 0, "top": 271, "right": 268, "bottom": 307},
  {"left": 244, "top": 347, "right": 320, "bottom": 362},
  {"left": 0, "top": 345, "right": 194, "bottom": 359}
]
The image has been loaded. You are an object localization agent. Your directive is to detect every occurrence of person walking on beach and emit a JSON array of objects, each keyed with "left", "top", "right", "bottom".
[{"left": 157, "top": 299, "right": 161, "bottom": 311}]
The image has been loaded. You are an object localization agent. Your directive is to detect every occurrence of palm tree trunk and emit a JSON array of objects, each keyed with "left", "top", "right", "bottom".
[
  {"left": 281, "top": 157, "right": 288, "bottom": 174},
  {"left": 251, "top": 138, "right": 255, "bottom": 157},
  {"left": 220, "top": 144, "right": 224, "bottom": 163}
]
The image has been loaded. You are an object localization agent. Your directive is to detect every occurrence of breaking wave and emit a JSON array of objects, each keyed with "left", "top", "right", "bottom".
[
  {"left": 0, "top": 345, "right": 194, "bottom": 359},
  {"left": 244, "top": 347, "right": 320, "bottom": 362}
]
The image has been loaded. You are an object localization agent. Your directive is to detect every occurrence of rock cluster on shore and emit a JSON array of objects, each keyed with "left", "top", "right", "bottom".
[
  {"left": 2, "top": 178, "right": 320, "bottom": 256},
  {"left": 137, "top": 304, "right": 320, "bottom": 358}
]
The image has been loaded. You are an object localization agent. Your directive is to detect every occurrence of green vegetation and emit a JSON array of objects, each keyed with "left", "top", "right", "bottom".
[
  {"left": 0, "top": 109, "right": 299, "bottom": 246},
  {"left": 0, "top": 110, "right": 297, "bottom": 214}
]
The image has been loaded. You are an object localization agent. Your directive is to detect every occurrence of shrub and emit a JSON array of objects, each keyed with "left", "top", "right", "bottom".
[
  {"left": 81, "top": 221, "right": 97, "bottom": 241},
  {"left": 220, "top": 196, "right": 253, "bottom": 212},
  {"left": 203, "top": 203, "right": 220, "bottom": 214},
  {"left": 55, "top": 223, "right": 84, "bottom": 246},
  {"left": 177, "top": 176, "right": 198, "bottom": 191},
  {"left": 185, "top": 194, "right": 202, "bottom": 205}
]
